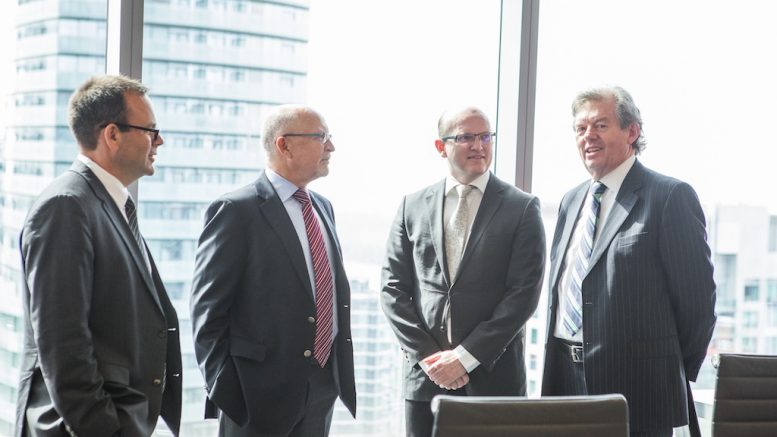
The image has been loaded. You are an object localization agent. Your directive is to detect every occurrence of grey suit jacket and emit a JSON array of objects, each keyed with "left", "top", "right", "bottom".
[
  {"left": 381, "top": 173, "right": 546, "bottom": 401},
  {"left": 541, "top": 160, "right": 717, "bottom": 433},
  {"left": 16, "top": 161, "right": 182, "bottom": 437},
  {"left": 190, "top": 171, "right": 356, "bottom": 435}
]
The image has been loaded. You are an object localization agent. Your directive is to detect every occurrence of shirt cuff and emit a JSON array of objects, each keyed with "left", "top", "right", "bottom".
[{"left": 454, "top": 345, "right": 480, "bottom": 373}]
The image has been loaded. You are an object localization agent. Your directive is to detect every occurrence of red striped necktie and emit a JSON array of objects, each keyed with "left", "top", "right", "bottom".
[{"left": 292, "top": 189, "right": 334, "bottom": 367}]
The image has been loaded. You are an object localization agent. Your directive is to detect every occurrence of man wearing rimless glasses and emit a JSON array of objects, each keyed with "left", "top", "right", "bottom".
[
  {"left": 16, "top": 75, "right": 181, "bottom": 436},
  {"left": 381, "top": 107, "right": 546, "bottom": 437}
]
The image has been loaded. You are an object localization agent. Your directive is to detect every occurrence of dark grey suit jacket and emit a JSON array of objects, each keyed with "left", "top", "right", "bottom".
[
  {"left": 381, "top": 173, "right": 546, "bottom": 401},
  {"left": 541, "top": 160, "right": 717, "bottom": 433},
  {"left": 16, "top": 161, "right": 182, "bottom": 437},
  {"left": 190, "top": 171, "right": 356, "bottom": 435}
]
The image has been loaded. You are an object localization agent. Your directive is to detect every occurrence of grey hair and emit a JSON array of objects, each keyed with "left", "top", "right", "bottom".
[
  {"left": 437, "top": 107, "right": 491, "bottom": 138},
  {"left": 262, "top": 104, "right": 318, "bottom": 155},
  {"left": 69, "top": 75, "right": 149, "bottom": 151},
  {"left": 572, "top": 86, "right": 646, "bottom": 154}
]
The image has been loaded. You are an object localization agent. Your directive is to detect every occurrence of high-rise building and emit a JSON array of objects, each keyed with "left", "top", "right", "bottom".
[
  {"left": 331, "top": 272, "right": 404, "bottom": 436},
  {"left": 0, "top": 0, "right": 310, "bottom": 435}
]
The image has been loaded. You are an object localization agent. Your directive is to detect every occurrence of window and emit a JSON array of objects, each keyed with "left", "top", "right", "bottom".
[
  {"left": 744, "top": 280, "right": 760, "bottom": 302},
  {"left": 768, "top": 279, "right": 777, "bottom": 304},
  {"left": 741, "top": 337, "right": 758, "bottom": 353},
  {"left": 770, "top": 216, "right": 777, "bottom": 252},
  {"left": 742, "top": 311, "right": 759, "bottom": 328}
]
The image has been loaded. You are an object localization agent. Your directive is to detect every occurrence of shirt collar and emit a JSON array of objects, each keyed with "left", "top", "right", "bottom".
[
  {"left": 597, "top": 154, "right": 636, "bottom": 194},
  {"left": 77, "top": 154, "right": 131, "bottom": 208},
  {"left": 265, "top": 167, "right": 303, "bottom": 202},
  {"left": 445, "top": 171, "right": 491, "bottom": 196}
]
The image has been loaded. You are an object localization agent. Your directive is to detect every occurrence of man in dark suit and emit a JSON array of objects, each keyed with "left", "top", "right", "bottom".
[
  {"left": 190, "top": 104, "right": 356, "bottom": 437},
  {"left": 541, "top": 86, "right": 717, "bottom": 437},
  {"left": 381, "top": 107, "right": 546, "bottom": 437},
  {"left": 16, "top": 75, "right": 182, "bottom": 436}
]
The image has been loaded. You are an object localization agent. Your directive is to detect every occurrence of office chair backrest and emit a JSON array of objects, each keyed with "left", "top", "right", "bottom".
[
  {"left": 431, "top": 394, "right": 629, "bottom": 437},
  {"left": 712, "top": 353, "right": 777, "bottom": 437}
]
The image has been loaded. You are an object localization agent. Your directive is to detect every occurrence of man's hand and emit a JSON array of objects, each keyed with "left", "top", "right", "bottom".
[{"left": 423, "top": 350, "right": 469, "bottom": 390}]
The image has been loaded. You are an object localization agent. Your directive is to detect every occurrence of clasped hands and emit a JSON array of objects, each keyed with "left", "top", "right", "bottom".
[{"left": 422, "top": 350, "right": 469, "bottom": 391}]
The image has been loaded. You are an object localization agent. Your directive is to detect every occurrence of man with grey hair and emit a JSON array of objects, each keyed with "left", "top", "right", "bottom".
[
  {"left": 191, "top": 105, "right": 356, "bottom": 436},
  {"left": 542, "top": 86, "right": 716, "bottom": 437},
  {"left": 16, "top": 75, "right": 182, "bottom": 436},
  {"left": 381, "top": 106, "right": 546, "bottom": 437}
]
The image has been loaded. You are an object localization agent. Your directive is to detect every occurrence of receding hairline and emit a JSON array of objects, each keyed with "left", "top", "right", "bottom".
[{"left": 438, "top": 107, "right": 490, "bottom": 138}]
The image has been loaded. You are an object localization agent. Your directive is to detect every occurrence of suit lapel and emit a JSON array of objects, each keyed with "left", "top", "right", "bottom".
[
  {"left": 425, "top": 181, "right": 448, "bottom": 286},
  {"left": 587, "top": 161, "right": 644, "bottom": 273},
  {"left": 550, "top": 183, "right": 588, "bottom": 292},
  {"left": 254, "top": 172, "right": 315, "bottom": 299},
  {"left": 73, "top": 162, "right": 163, "bottom": 311},
  {"left": 455, "top": 175, "right": 504, "bottom": 283}
]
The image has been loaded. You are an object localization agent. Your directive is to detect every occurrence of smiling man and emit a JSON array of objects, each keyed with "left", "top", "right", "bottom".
[
  {"left": 541, "top": 86, "right": 716, "bottom": 437},
  {"left": 16, "top": 75, "right": 181, "bottom": 436},
  {"left": 190, "top": 105, "right": 356, "bottom": 437},
  {"left": 381, "top": 107, "right": 546, "bottom": 437}
]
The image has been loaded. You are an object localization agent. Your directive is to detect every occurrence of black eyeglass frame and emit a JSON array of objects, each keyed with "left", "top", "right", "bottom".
[
  {"left": 102, "top": 122, "right": 160, "bottom": 142},
  {"left": 283, "top": 132, "right": 333, "bottom": 144},
  {"left": 441, "top": 131, "right": 497, "bottom": 145}
]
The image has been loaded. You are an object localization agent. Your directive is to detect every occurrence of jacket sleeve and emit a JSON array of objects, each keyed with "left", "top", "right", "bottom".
[
  {"left": 22, "top": 194, "right": 121, "bottom": 436},
  {"left": 190, "top": 199, "right": 249, "bottom": 424},
  {"left": 380, "top": 197, "right": 442, "bottom": 367},
  {"left": 459, "top": 196, "right": 546, "bottom": 370},
  {"left": 659, "top": 182, "right": 717, "bottom": 381}
]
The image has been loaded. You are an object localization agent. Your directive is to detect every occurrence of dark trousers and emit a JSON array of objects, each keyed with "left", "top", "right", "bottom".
[
  {"left": 405, "top": 388, "right": 467, "bottom": 437},
  {"left": 219, "top": 358, "right": 338, "bottom": 437},
  {"left": 546, "top": 337, "right": 587, "bottom": 396},
  {"left": 548, "top": 338, "right": 672, "bottom": 437}
]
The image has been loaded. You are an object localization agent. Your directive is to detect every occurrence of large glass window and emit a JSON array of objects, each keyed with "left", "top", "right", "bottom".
[{"left": 139, "top": 1, "right": 501, "bottom": 435}]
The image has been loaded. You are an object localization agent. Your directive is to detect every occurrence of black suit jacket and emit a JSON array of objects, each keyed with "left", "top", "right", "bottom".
[
  {"left": 16, "top": 161, "right": 182, "bottom": 437},
  {"left": 381, "top": 174, "right": 546, "bottom": 401},
  {"left": 190, "top": 171, "right": 356, "bottom": 435},
  {"left": 542, "top": 160, "right": 717, "bottom": 433}
]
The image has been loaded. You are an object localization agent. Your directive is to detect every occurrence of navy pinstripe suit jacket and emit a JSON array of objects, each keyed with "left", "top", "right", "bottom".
[{"left": 541, "top": 160, "right": 716, "bottom": 433}]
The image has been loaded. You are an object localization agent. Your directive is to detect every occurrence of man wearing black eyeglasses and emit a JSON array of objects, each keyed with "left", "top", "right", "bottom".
[
  {"left": 191, "top": 104, "right": 356, "bottom": 436},
  {"left": 381, "top": 107, "right": 546, "bottom": 437},
  {"left": 16, "top": 75, "right": 181, "bottom": 436}
]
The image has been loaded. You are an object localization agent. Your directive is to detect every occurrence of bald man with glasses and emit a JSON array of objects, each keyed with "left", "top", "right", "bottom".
[
  {"left": 381, "top": 107, "right": 546, "bottom": 437},
  {"left": 191, "top": 104, "right": 356, "bottom": 437}
]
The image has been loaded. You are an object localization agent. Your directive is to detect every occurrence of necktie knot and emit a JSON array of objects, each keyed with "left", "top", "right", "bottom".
[
  {"left": 592, "top": 181, "right": 607, "bottom": 201},
  {"left": 292, "top": 188, "right": 311, "bottom": 205},
  {"left": 457, "top": 184, "right": 474, "bottom": 199},
  {"left": 125, "top": 197, "right": 136, "bottom": 215}
]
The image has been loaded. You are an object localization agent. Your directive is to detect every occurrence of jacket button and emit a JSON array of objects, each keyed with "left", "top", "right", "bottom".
[
  {"left": 307, "top": 316, "right": 315, "bottom": 324},
  {"left": 157, "top": 330, "right": 166, "bottom": 338},
  {"left": 303, "top": 350, "right": 312, "bottom": 358},
  {"left": 152, "top": 379, "right": 162, "bottom": 387}
]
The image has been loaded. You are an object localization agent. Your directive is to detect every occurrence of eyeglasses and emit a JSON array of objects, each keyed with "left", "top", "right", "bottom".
[
  {"left": 283, "top": 132, "right": 333, "bottom": 144},
  {"left": 441, "top": 131, "right": 496, "bottom": 146},
  {"left": 102, "top": 122, "right": 160, "bottom": 142}
]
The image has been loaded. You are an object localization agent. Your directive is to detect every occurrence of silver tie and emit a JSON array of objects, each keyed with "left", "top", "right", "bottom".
[{"left": 445, "top": 185, "right": 474, "bottom": 280}]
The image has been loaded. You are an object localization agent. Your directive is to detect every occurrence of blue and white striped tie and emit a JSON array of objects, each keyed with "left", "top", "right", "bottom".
[{"left": 562, "top": 181, "right": 607, "bottom": 337}]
